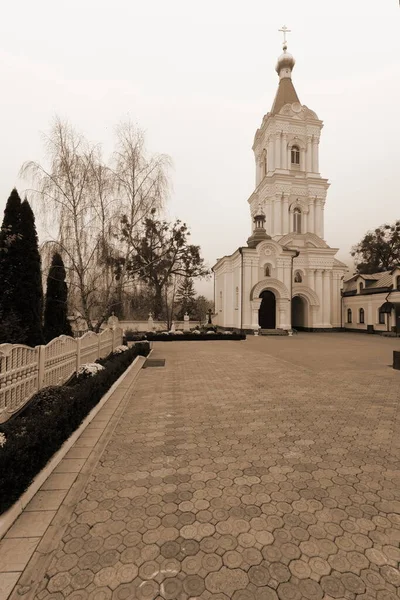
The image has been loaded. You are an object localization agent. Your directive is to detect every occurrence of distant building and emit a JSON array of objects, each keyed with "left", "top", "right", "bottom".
[
  {"left": 342, "top": 269, "right": 400, "bottom": 334},
  {"left": 212, "top": 36, "right": 347, "bottom": 332}
]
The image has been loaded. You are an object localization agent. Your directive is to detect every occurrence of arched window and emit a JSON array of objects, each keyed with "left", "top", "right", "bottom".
[
  {"left": 219, "top": 290, "right": 223, "bottom": 312},
  {"left": 235, "top": 286, "right": 239, "bottom": 309},
  {"left": 396, "top": 275, "right": 400, "bottom": 290},
  {"left": 359, "top": 308, "right": 365, "bottom": 324},
  {"left": 264, "top": 152, "right": 268, "bottom": 176},
  {"left": 291, "top": 145, "right": 300, "bottom": 165},
  {"left": 347, "top": 308, "right": 352, "bottom": 324},
  {"left": 359, "top": 282, "right": 364, "bottom": 292},
  {"left": 294, "top": 271, "right": 302, "bottom": 283},
  {"left": 264, "top": 264, "right": 271, "bottom": 277},
  {"left": 293, "top": 208, "right": 302, "bottom": 233}
]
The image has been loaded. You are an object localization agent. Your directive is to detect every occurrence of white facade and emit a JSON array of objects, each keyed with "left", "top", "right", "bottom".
[
  {"left": 213, "top": 43, "right": 347, "bottom": 331},
  {"left": 342, "top": 269, "right": 400, "bottom": 334}
]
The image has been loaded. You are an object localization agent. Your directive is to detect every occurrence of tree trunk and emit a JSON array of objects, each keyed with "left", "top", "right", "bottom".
[{"left": 153, "top": 285, "right": 163, "bottom": 320}]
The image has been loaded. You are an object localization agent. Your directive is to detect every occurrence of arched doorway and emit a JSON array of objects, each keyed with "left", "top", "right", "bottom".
[
  {"left": 259, "top": 290, "right": 276, "bottom": 328},
  {"left": 292, "top": 295, "right": 308, "bottom": 329}
]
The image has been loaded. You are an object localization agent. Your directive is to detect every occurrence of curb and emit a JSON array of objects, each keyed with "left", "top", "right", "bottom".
[{"left": 0, "top": 352, "right": 149, "bottom": 541}]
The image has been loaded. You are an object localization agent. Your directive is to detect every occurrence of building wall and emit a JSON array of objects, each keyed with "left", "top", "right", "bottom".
[{"left": 342, "top": 292, "right": 400, "bottom": 332}]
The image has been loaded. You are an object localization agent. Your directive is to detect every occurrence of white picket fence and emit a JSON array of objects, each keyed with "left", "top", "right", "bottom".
[{"left": 0, "top": 327, "right": 123, "bottom": 423}]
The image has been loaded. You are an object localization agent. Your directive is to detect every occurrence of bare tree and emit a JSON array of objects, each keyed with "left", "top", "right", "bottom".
[
  {"left": 110, "top": 121, "right": 171, "bottom": 307},
  {"left": 20, "top": 117, "right": 171, "bottom": 330}
]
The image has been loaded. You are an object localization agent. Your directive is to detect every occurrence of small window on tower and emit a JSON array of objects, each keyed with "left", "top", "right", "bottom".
[
  {"left": 293, "top": 208, "right": 302, "bottom": 233},
  {"left": 294, "top": 271, "right": 302, "bottom": 283},
  {"left": 291, "top": 145, "right": 300, "bottom": 165}
]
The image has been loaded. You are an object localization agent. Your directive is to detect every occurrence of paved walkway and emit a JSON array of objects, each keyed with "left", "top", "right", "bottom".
[{"left": 3, "top": 334, "right": 400, "bottom": 599}]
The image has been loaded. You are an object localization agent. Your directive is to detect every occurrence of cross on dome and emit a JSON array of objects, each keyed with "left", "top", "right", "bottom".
[{"left": 278, "top": 25, "right": 291, "bottom": 50}]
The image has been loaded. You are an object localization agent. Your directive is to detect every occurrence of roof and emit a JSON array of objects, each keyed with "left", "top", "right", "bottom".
[
  {"left": 343, "top": 269, "right": 394, "bottom": 293},
  {"left": 270, "top": 77, "right": 300, "bottom": 115}
]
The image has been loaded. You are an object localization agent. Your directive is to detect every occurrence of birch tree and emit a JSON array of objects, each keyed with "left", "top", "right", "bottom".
[{"left": 21, "top": 117, "right": 171, "bottom": 329}]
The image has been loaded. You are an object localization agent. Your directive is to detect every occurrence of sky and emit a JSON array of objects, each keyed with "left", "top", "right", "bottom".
[{"left": 1, "top": 0, "right": 399, "bottom": 299}]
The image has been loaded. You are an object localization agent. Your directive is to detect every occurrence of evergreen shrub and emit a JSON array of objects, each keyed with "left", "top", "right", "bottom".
[
  {"left": 124, "top": 331, "right": 246, "bottom": 342},
  {"left": 0, "top": 341, "right": 150, "bottom": 514}
]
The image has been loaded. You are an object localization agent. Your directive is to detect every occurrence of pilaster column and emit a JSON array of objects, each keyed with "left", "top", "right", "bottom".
[
  {"left": 303, "top": 209, "right": 308, "bottom": 233},
  {"left": 308, "top": 269, "right": 315, "bottom": 291},
  {"left": 320, "top": 201, "right": 325, "bottom": 239},
  {"left": 277, "top": 261, "right": 284, "bottom": 282},
  {"left": 274, "top": 196, "right": 281, "bottom": 235},
  {"left": 332, "top": 272, "right": 341, "bottom": 327},
  {"left": 275, "top": 133, "right": 281, "bottom": 170},
  {"left": 308, "top": 198, "right": 315, "bottom": 234},
  {"left": 323, "top": 270, "right": 331, "bottom": 327},
  {"left": 300, "top": 146, "right": 306, "bottom": 172},
  {"left": 281, "top": 134, "right": 288, "bottom": 169},
  {"left": 277, "top": 299, "right": 291, "bottom": 330},
  {"left": 312, "top": 137, "right": 319, "bottom": 173},
  {"left": 256, "top": 158, "right": 262, "bottom": 186},
  {"left": 315, "top": 269, "right": 324, "bottom": 326},
  {"left": 367, "top": 296, "right": 373, "bottom": 327},
  {"left": 306, "top": 135, "right": 313, "bottom": 173},
  {"left": 315, "top": 199, "right": 323, "bottom": 238},
  {"left": 268, "top": 136, "right": 274, "bottom": 172},
  {"left": 282, "top": 194, "right": 289, "bottom": 234},
  {"left": 265, "top": 200, "right": 272, "bottom": 236},
  {"left": 251, "top": 299, "right": 262, "bottom": 330}
]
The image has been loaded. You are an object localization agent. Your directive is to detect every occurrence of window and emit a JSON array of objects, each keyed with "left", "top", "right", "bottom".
[
  {"left": 235, "top": 286, "right": 239, "bottom": 309},
  {"left": 359, "top": 308, "right": 365, "bottom": 324},
  {"left": 347, "top": 308, "right": 352, "bottom": 324},
  {"left": 293, "top": 208, "right": 302, "bottom": 234},
  {"left": 219, "top": 290, "right": 223, "bottom": 312},
  {"left": 294, "top": 271, "right": 302, "bottom": 283},
  {"left": 359, "top": 282, "right": 364, "bottom": 292},
  {"left": 291, "top": 145, "right": 300, "bottom": 165},
  {"left": 397, "top": 275, "right": 400, "bottom": 290},
  {"left": 264, "top": 152, "right": 268, "bottom": 176},
  {"left": 264, "top": 264, "right": 271, "bottom": 277},
  {"left": 379, "top": 311, "right": 385, "bottom": 324}
]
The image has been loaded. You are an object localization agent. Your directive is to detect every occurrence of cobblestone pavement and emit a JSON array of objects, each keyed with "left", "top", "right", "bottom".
[{"left": 36, "top": 334, "right": 400, "bottom": 599}]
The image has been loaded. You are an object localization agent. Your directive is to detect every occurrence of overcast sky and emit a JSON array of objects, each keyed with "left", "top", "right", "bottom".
[{"left": 1, "top": 0, "right": 399, "bottom": 299}]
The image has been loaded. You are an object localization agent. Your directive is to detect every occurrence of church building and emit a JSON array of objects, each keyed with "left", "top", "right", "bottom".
[{"left": 212, "top": 32, "right": 347, "bottom": 332}]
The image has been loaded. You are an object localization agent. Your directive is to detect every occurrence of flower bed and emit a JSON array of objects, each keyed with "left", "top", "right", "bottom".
[
  {"left": 125, "top": 331, "right": 246, "bottom": 342},
  {"left": 0, "top": 342, "right": 150, "bottom": 515}
]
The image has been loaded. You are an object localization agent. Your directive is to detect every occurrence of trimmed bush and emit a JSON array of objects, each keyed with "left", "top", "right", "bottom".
[
  {"left": 125, "top": 331, "right": 246, "bottom": 342},
  {"left": 0, "top": 342, "right": 150, "bottom": 514}
]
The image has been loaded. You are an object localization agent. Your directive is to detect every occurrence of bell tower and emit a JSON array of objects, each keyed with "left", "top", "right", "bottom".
[{"left": 248, "top": 27, "right": 329, "bottom": 243}]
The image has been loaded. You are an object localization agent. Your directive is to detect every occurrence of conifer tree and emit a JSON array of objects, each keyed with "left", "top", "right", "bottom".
[
  {"left": 15, "top": 199, "right": 44, "bottom": 346},
  {"left": 176, "top": 277, "right": 196, "bottom": 319},
  {"left": 44, "top": 252, "right": 72, "bottom": 342},
  {"left": 0, "top": 189, "right": 26, "bottom": 344}
]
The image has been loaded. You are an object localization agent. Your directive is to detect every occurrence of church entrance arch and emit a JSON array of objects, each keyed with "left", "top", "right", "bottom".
[
  {"left": 292, "top": 295, "right": 308, "bottom": 329},
  {"left": 259, "top": 290, "right": 276, "bottom": 329}
]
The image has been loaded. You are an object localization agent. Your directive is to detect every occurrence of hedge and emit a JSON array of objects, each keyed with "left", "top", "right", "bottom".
[
  {"left": 125, "top": 332, "right": 246, "bottom": 342},
  {"left": 0, "top": 342, "right": 150, "bottom": 515}
]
